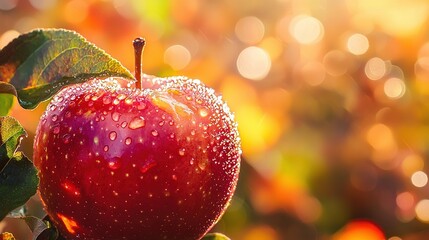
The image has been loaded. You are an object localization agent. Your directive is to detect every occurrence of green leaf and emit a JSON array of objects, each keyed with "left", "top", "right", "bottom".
[
  {"left": 0, "top": 116, "right": 26, "bottom": 171},
  {"left": 202, "top": 233, "right": 231, "bottom": 240},
  {"left": 0, "top": 94, "right": 13, "bottom": 116},
  {"left": 0, "top": 152, "right": 39, "bottom": 220},
  {"left": 0, "top": 116, "right": 39, "bottom": 221},
  {"left": 0, "top": 28, "right": 134, "bottom": 109}
]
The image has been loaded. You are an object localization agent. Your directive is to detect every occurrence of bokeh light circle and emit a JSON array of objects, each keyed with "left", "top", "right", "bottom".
[
  {"left": 237, "top": 47, "right": 271, "bottom": 81},
  {"left": 289, "top": 15, "right": 324, "bottom": 45}
]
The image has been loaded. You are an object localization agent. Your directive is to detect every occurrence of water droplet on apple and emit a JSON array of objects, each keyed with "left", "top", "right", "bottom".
[
  {"left": 103, "top": 145, "right": 109, "bottom": 152},
  {"left": 117, "top": 94, "right": 126, "bottom": 100},
  {"left": 199, "top": 108, "right": 209, "bottom": 117},
  {"left": 108, "top": 158, "right": 121, "bottom": 170},
  {"left": 169, "top": 133, "right": 175, "bottom": 139},
  {"left": 159, "top": 120, "right": 165, "bottom": 126},
  {"left": 50, "top": 105, "right": 57, "bottom": 111},
  {"left": 190, "top": 158, "right": 195, "bottom": 165},
  {"left": 140, "top": 161, "right": 157, "bottom": 173},
  {"left": 121, "top": 121, "right": 128, "bottom": 128},
  {"left": 179, "top": 148, "right": 186, "bottom": 156},
  {"left": 113, "top": 99, "right": 120, "bottom": 105},
  {"left": 112, "top": 112, "right": 120, "bottom": 122},
  {"left": 125, "top": 98, "right": 133, "bottom": 105},
  {"left": 151, "top": 130, "right": 159, "bottom": 137},
  {"left": 109, "top": 131, "right": 117, "bottom": 141},
  {"left": 63, "top": 134, "right": 71, "bottom": 144},
  {"left": 103, "top": 96, "right": 112, "bottom": 104},
  {"left": 65, "top": 111, "right": 71, "bottom": 118},
  {"left": 137, "top": 102, "right": 146, "bottom": 110},
  {"left": 191, "top": 130, "right": 196, "bottom": 136},
  {"left": 125, "top": 137, "right": 132, "bottom": 145},
  {"left": 53, "top": 126, "right": 60, "bottom": 134},
  {"left": 62, "top": 181, "right": 80, "bottom": 196},
  {"left": 52, "top": 114, "right": 58, "bottom": 122},
  {"left": 198, "top": 159, "right": 208, "bottom": 170},
  {"left": 129, "top": 116, "right": 145, "bottom": 129}
]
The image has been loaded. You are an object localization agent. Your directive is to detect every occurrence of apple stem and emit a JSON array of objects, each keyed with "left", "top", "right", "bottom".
[{"left": 133, "top": 37, "right": 146, "bottom": 89}]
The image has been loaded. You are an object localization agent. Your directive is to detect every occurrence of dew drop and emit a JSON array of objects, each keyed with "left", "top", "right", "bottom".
[
  {"left": 103, "top": 145, "right": 109, "bottom": 152},
  {"left": 151, "top": 130, "right": 159, "bottom": 137},
  {"left": 179, "top": 148, "right": 186, "bottom": 156},
  {"left": 121, "top": 121, "right": 128, "bottom": 128},
  {"left": 190, "top": 158, "right": 195, "bottom": 165},
  {"left": 125, "top": 98, "right": 133, "bottom": 105},
  {"left": 140, "top": 161, "right": 157, "bottom": 173},
  {"left": 103, "top": 96, "right": 112, "bottom": 104},
  {"left": 125, "top": 137, "right": 132, "bottom": 145},
  {"left": 109, "top": 131, "right": 117, "bottom": 141},
  {"left": 196, "top": 98, "right": 203, "bottom": 104},
  {"left": 159, "top": 121, "right": 165, "bottom": 126},
  {"left": 129, "top": 116, "right": 145, "bottom": 129},
  {"left": 191, "top": 130, "right": 196, "bottom": 136},
  {"left": 52, "top": 114, "right": 58, "bottom": 122},
  {"left": 169, "top": 133, "right": 175, "bottom": 139},
  {"left": 111, "top": 112, "right": 120, "bottom": 122},
  {"left": 53, "top": 126, "right": 60, "bottom": 134},
  {"left": 57, "top": 96, "right": 64, "bottom": 102},
  {"left": 113, "top": 99, "right": 120, "bottom": 105},
  {"left": 199, "top": 108, "right": 209, "bottom": 117},
  {"left": 137, "top": 102, "right": 146, "bottom": 110},
  {"left": 198, "top": 159, "right": 208, "bottom": 170},
  {"left": 65, "top": 111, "right": 71, "bottom": 118},
  {"left": 50, "top": 105, "right": 57, "bottom": 111},
  {"left": 186, "top": 96, "right": 192, "bottom": 101},
  {"left": 85, "top": 94, "right": 91, "bottom": 101},
  {"left": 63, "top": 134, "right": 71, "bottom": 144},
  {"left": 117, "top": 94, "right": 126, "bottom": 100},
  {"left": 108, "top": 159, "right": 120, "bottom": 170},
  {"left": 70, "top": 94, "right": 76, "bottom": 100},
  {"left": 172, "top": 175, "right": 178, "bottom": 181}
]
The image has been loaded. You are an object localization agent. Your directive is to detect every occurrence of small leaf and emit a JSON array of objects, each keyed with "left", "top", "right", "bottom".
[
  {"left": 1, "top": 232, "right": 16, "bottom": 240},
  {"left": 0, "top": 116, "right": 39, "bottom": 221},
  {"left": 202, "top": 233, "right": 231, "bottom": 240},
  {"left": 0, "top": 94, "right": 13, "bottom": 116},
  {"left": 0, "top": 116, "right": 26, "bottom": 171},
  {"left": 0, "top": 28, "right": 134, "bottom": 109}
]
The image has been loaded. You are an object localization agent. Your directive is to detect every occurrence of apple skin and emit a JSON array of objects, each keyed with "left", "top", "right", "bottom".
[{"left": 33, "top": 76, "right": 241, "bottom": 240}]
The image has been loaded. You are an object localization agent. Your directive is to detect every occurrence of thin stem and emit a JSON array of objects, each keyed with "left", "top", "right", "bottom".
[{"left": 133, "top": 37, "right": 145, "bottom": 89}]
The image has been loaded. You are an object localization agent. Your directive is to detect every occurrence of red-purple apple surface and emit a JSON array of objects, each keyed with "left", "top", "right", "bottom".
[{"left": 33, "top": 39, "right": 241, "bottom": 240}]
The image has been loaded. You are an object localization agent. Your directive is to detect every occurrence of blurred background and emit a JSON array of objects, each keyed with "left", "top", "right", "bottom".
[{"left": 2, "top": 0, "right": 429, "bottom": 239}]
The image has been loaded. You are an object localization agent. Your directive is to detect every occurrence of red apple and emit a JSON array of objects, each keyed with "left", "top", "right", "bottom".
[{"left": 33, "top": 39, "right": 241, "bottom": 240}]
